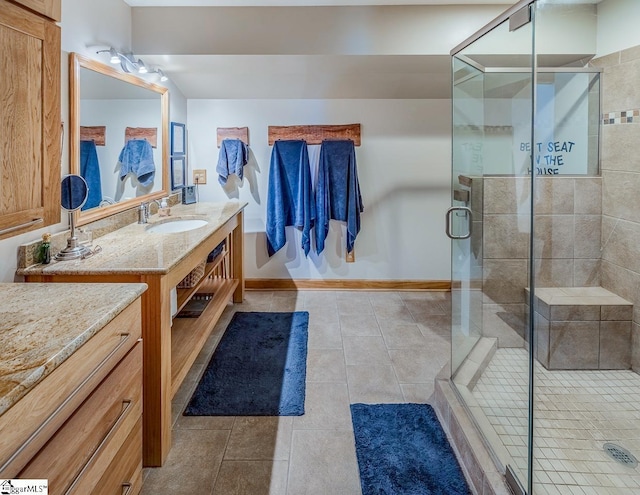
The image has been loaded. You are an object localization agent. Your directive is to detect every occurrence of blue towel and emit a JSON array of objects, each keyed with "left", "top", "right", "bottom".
[
  {"left": 266, "top": 140, "right": 315, "bottom": 256},
  {"left": 79, "top": 140, "right": 103, "bottom": 210},
  {"left": 315, "top": 139, "right": 363, "bottom": 254},
  {"left": 217, "top": 138, "right": 248, "bottom": 185},
  {"left": 118, "top": 139, "right": 156, "bottom": 187}
]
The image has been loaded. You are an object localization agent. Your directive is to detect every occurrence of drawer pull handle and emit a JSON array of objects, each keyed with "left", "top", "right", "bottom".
[
  {"left": 122, "top": 482, "right": 132, "bottom": 495},
  {"left": 0, "top": 333, "right": 131, "bottom": 474},
  {"left": 64, "top": 399, "right": 133, "bottom": 495}
]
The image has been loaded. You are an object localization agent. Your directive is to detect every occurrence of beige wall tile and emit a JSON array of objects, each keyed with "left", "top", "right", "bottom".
[
  {"left": 550, "top": 304, "right": 600, "bottom": 321},
  {"left": 602, "top": 171, "right": 640, "bottom": 222},
  {"left": 574, "top": 215, "right": 602, "bottom": 259},
  {"left": 535, "top": 312, "right": 550, "bottom": 368},
  {"left": 601, "top": 218, "right": 640, "bottom": 274},
  {"left": 601, "top": 305, "right": 633, "bottom": 321},
  {"left": 534, "top": 215, "right": 574, "bottom": 259},
  {"left": 548, "top": 321, "right": 600, "bottom": 369},
  {"left": 599, "top": 321, "right": 632, "bottom": 369},
  {"left": 534, "top": 258, "right": 574, "bottom": 288},
  {"left": 601, "top": 261, "right": 640, "bottom": 321},
  {"left": 484, "top": 215, "right": 530, "bottom": 259},
  {"left": 601, "top": 58, "right": 640, "bottom": 112},
  {"left": 483, "top": 259, "right": 529, "bottom": 304},
  {"left": 574, "top": 259, "right": 601, "bottom": 287},
  {"left": 484, "top": 177, "right": 529, "bottom": 214},
  {"left": 601, "top": 125, "right": 640, "bottom": 173},
  {"left": 590, "top": 51, "right": 620, "bottom": 70},
  {"left": 620, "top": 45, "right": 640, "bottom": 64},
  {"left": 574, "top": 178, "right": 602, "bottom": 215},
  {"left": 633, "top": 322, "right": 640, "bottom": 372},
  {"left": 534, "top": 177, "right": 575, "bottom": 215}
]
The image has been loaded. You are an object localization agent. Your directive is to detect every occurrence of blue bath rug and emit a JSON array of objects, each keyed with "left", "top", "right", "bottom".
[
  {"left": 350, "top": 403, "right": 471, "bottom": 495},
  {"left": 184, "top": 311, "right": 308, "bottom": 416}
]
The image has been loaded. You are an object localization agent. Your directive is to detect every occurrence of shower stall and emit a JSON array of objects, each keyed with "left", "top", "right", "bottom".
[{"left": 443, "top": 1, "right": 640, "bottom": 494}]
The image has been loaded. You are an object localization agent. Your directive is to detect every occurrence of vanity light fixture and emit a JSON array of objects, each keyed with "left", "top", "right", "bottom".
[{"left": 95, "top": 47, "right": 169, "bottom": 83}]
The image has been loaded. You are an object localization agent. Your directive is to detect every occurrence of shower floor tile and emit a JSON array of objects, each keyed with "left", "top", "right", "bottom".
[{"left": 472, "top": 347, "right": 640, "bottom": 494}]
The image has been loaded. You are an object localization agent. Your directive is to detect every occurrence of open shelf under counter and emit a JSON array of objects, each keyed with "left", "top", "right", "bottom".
[
  {"left": 175, "top": 249, "right": 228, "bottom": 314},
  {"left": 170, "top": 277, "right": 238, "bottom": 397}
]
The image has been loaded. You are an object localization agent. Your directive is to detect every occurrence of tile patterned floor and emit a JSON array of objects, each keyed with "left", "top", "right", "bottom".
[
  {"left": 473, "top": 348, "right": 640, "bottom": 495},
  {"left": 142, "top": 290, "right": 452, "bottom": 495}
]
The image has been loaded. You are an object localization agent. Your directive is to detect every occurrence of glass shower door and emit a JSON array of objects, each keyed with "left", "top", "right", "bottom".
[{"left": 449, "top": 7, "right": 534, "bottom": 494}]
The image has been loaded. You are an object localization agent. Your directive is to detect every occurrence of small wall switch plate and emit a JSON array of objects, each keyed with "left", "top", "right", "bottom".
[{"left": 193, "top": 169, "right": 207, "bottom": 185}]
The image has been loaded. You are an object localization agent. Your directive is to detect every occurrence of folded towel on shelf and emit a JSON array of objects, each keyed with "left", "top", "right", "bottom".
[
  {"left": 79, "top": 140, "right": 103, "bottom": 210},
  {"left": 315, "top": 139, "right": 364, "bottom": 254},
  {"left": 216, "top": 138, "right": 249, "bottom": 185},
  {"left": 266, "top": 140, "right": 315, "bottom": 256},
  {"left": 118, "top": 138, "right": 156, "bottom": 187}
]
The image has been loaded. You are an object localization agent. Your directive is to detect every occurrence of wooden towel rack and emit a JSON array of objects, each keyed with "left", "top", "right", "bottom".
[
  {"left": 268, "top": 124, "right": 361, "bottom": 146},
  {"left": 217, "top": 127, "right": 250, "bottom": 148},
  {"left": 80, "top": 126, "right": 106, "bottom": 146},
  {"left": 125, "top": 127, "right": 158, "bottom": 148}
]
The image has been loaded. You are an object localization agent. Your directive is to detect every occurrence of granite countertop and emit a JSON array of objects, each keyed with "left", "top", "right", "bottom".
[
  {"left": 17, "top": 201, "right": 247, "bottom": 276},
  {"left": 0, "top": 282, "right": 147, "bottom": 417}
]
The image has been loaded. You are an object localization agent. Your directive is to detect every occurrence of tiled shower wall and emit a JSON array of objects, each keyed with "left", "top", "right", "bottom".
[
  {"left": 478, "top": 175, "right": 602, "bottom": 348},
  {"left": 592, "top": 45, "right": 640, "bottom": 371}
]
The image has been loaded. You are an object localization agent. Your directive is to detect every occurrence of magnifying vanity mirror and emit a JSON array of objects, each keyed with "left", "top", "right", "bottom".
[
  {"left": 55, "top": 174, "right": 92, "bottom": 260},
  {"left": 69, "top": 52, "right": 169, "bottom": 226}
]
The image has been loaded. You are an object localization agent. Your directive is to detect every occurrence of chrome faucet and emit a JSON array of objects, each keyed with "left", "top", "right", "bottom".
[{"left": 138, "top": 202, "right": 150, "bottom": 224}]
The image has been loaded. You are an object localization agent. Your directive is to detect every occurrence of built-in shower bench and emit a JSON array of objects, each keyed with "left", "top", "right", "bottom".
[{"left": 527, "top": 287, "right": 633, "bottom": 370}]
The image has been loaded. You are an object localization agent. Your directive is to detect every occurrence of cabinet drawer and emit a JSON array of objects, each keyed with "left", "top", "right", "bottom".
[
  {"left": 94, "top": 419, "right": 143, "bottom": 495},
  {"left": 0, "top": 300, "right": 141, "bottom": 477},
  {"left": 20, "top": 341, "right": 142, "bottom": 494}
]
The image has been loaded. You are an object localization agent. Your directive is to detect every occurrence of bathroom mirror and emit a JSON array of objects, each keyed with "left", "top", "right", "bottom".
[{"left": 69, "top": 52, "right": 169, "bottom": 226}]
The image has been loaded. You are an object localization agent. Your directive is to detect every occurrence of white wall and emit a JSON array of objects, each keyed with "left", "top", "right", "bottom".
[
  {"left": 597, "top": 0, "right": 640, "bottom": 57},
  {"left": 187, "top": 99, "right": 451, "bottom": 281}
]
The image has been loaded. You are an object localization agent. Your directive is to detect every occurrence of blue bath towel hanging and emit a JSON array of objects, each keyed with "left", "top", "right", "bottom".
[
  {"left": 315, "top": 139, "right": 364, "bottom": 254},
  {"left": 118, "top": 139, "right": 156, "bottom": 187},
  {"left": 216, "top": 138, "right": 249, "bottom": 185},
  {"left": 266, "top": 140, "right": 315, "bottom": 256},
  {"left": 79, "top": 140, "right": 103, "bottom": 210}
]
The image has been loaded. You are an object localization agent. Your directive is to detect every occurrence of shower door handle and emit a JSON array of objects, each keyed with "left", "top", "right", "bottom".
[{"left": 445, "top": 206, "right": 473, "bottom": 240}]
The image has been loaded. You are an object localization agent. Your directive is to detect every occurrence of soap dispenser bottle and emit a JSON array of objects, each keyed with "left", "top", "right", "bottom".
[{"left": 158, "top": 198, "right": 171, "bottom": 217}]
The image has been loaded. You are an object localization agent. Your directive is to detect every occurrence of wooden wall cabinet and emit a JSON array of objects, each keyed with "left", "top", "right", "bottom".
[
  {"left": 0, "top": 0, "right": 61, "bottom": 241},
  {"left": 9, "top": 0, "right": 60, "bottom": 21}
]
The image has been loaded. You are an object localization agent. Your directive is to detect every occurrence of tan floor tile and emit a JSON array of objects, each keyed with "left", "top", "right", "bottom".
[
  {"left": 293, "top": 382, "right": 352, "bottom": 430},
  {"left": 380, "top": 323, "right": 427, "bottom": 349},
  {"left": 400, "top": 382, "right": 435, "bottom": 403},
  {"left": 288, "top": 430, "right": 363, "bottom": 495},
  {"left": 212, "top": 460, "right": 289, "bottom": 495},
  {"left": 343, "top": 336, "right": 391, "bottom": 365},
  {"left": 306, "top": 348, "right": 347, "bottom": 382},
  {"left": 339, "top": 313, "right": 381, "bottom": 336},
  {"left": 346, "top": 364, "right": 404, "bottom": 403},
  {"left": 389, "top": 347, "right": 448, "bottom": 383},
  {"left": 225, "top": 417, "right": 293, "bottom": 461},
  {"left": 336, "top": 292, "right": 374, "bottom": 315},
  {"left": 142, "top": 429, "right": 229, "bottom": 495},
  {"left": 174, "top": 414, "right": 236, "bottom": 431},
  {"left": 372, "top": 304, "right": 416, "bottom": 323},
  {"left": 308, "top": 319, "right": 343, "bottom": 349}
]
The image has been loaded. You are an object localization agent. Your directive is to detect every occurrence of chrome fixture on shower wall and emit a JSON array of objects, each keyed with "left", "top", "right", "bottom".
[{"left": 96, "top": 47, "right": 168, "bottom": 82}]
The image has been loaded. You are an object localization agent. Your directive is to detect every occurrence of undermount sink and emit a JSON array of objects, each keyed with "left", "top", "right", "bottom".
[{"left": 146, "top": 218, "right": 208, "bottom": 234}]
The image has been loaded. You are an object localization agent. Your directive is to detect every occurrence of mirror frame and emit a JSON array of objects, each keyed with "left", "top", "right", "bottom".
[{"left": 70, "top": 52, "right": 170, "bottom": 226}]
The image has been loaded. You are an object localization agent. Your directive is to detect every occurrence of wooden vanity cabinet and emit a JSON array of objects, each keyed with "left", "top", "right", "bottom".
[
  {"left": 0, "top": 0, "right": 61, "bottom": 241},
  {"left": 0, "top": 299, "right": 143, "bottom": 495}
]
